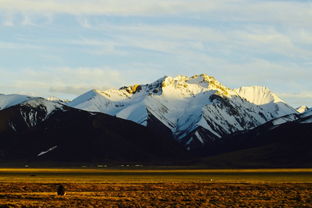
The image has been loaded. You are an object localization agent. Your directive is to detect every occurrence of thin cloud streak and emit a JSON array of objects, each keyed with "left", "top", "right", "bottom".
[
  {"left": 0, "top": 67, "right": 164, "bottom": 97},
  {"left": 279, "top": 92, "right": 312, "bottom": 99},
  {"left": 0, "top": 0, "right": 311, "bottom": 24},
  {"left": 0, "top": 41, "right": 42, "bottom": 49},
  {"left": 49, "top": 86, "right": 106, "bottom": 95},
  {"left": 0, "top": 67, "right": 123, "bottom": 96},
  {"left": 72, "top": 21, "right": 312, "bottom": 61},
  {"left": 0, "top": 0, "right": 219, "bottom": 15},
  {"left": 0, "top": 0, "right": 311, "bottom": 106}
]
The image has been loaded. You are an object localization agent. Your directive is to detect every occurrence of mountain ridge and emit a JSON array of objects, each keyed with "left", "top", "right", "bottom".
[
  {"left": 68, "top": 74, "right": 297, "bottom": 150},
  {"left": 297, "top": 105, "right": 310, "bottom": 114},
  {"left": 0, "top": 74, "right": 310, "bottom": 167},
  {"left": 0, "top": 98, "right": 187, "bottom": 162}
]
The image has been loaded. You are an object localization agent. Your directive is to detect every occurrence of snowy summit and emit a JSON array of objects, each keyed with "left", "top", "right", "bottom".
[
  {"left": 296, "top": 106, "right": 309, "bottom": 114},
  {"left": 68, "top": 74, "right": 297, "bottom": 148}
]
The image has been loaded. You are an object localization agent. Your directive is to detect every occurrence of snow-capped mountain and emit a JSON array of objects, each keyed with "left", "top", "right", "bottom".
[
  {"left": 234, "top": 86, "right": 295, "bottom": 118},
  {"left": 296, "top": 105, "right": 309, "bottom": 114},
  {"left": 0, "top": 96, "right": 185, "bottom": 161},
  {"left": 0, "top": 94, "right": 32, "bottom": 110},
  {"left": 69, "top": 74, "right": 297, "bottom": 149},
  {"left": 0, "top": 95, "right": 65, "bottom": 128},
  {"left": 46, "top": 96, "right": 70, "bottom": 104},
  {"left": 0, "top": 74, "right": 310, "bottom": 165},
  {"left": 299, "top": 108, "right": 312, "bottom": 124},
  {"left": 3, "top": 97, "right": 65, "bottom": 132},
  {"left": 18, "top": 98, "right": 65, "bottom": 127},
  {"left": 201, "top": 113, "right": 312, "bottom": 167}
]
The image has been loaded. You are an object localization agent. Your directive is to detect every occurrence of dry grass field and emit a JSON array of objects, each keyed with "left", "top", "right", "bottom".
[{"left": 0, "top": 169, "right": 311, "bottom": 207}]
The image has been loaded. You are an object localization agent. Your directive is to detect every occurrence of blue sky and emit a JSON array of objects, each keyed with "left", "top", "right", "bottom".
[{"left": 0, "top": 0, "right": 311, "bottom": 107}]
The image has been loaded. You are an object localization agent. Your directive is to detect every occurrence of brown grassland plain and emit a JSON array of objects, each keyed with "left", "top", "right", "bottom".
[{"left": 0, "top": 169, "right": 311, "bottom": 207}]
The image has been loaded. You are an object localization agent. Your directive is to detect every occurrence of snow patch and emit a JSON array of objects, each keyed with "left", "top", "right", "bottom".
[
  {"left": 8, "top": 122, "right": 16, "bottom": 132},
  {"left": 194, "top": 131, "right": 204, "bottom": 144},
  {"left": 0, "top": 94, "right": 31, "bottom": 110},
  {"left": 197, "top": 116, "right": 222, "bottom": 138},
  {"left": 116, "top": 102, "right": 148, "bottom": 126},
  {"left": 37, "top": 146, "right": 58, "bottom": 157},
  {"left": 186, "top": 137, "right": 193, "bottom": 145},
  {"left": 271, "top": 114, "right": 299, "bottom": 126},
  {"left": 23, "top": 98, "right": 63, "bottom": 115},
  {"left": 19, "top": 98, "right": 64, "bottom": 127}
]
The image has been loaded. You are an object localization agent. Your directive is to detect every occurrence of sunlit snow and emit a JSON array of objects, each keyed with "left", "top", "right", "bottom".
[
  {"left": 0, "top": 94, "right": 31, "bottom": 110},
  {"left": 68, "top": 74, "right": 297, "bottom": 142},
  {"left": 296, "top": 106, "right": 309, "bottom": 114}
]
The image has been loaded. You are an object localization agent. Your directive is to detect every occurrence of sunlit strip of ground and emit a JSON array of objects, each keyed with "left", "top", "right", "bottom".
[
  {"left": 0, "top": 168, "right": 311, "bottom": 183},
  {"left": 0, "top": 168, "right": 312, "bottom": 173}
]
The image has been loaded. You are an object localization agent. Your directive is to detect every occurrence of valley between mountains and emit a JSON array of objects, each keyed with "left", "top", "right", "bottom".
[{"left": 0, "top": 74, "right": 311, "bottom": 168}]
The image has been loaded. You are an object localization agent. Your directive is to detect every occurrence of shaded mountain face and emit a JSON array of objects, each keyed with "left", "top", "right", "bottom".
[
  {"left": 68, "top": 74, "right": 297, "bottom": 150},
  {"left": 0, "top": 98, "right": 186, "bottom": 162},
  {"left": 0, "top": 96, "right": 309, "bottom": 167},
  {"left": 0, "top": 74, "right": 309, "bottom": 167},
  {"left": 197, "top": 110, "right": 312, "bottom": 168}
]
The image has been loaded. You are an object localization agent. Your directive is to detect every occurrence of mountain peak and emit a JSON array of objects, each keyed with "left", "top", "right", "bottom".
[
  {"left": 297, "top": 105, "right": 309, "bottom": 114},
  {"left": 235, "top": 86, "right": 297, "bottom": 118},
  {"left": 153, "top": 74, "right": 231, "bottom": 98},
  {"left": 119, "top": 84, "right": 142, "bottom": 94},
  {"left": 234, "top": 86, "right": 284, "bottom": 105},
  {"left": 68, "top": 74, "right": 298, "bottom": 141},
  {"left": 79, "top": 74, "right": 229, "bottom": 100},
  {"left": 21, "top": 97, "right": 64, "bottom": 114},
  {"left": 0, "top": 94, "right": 32, "bottom": 110}
]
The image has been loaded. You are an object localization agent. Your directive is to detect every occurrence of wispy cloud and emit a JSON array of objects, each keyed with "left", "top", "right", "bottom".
[
  {"left": 72, "top": 21, "right": 312, "bottom": 61},
  {"left": 0, "top": 67, "right": 163, "bottom": 97},
  {"left": 0, "top": 0, "right": 311, "bottom": 107},
  {"left": 49, "top": 86, "right": 101, "bottom": 95},
  {"left": 278, "top": 92, "right": 312, "bottom": 107},
  {"left": 0, "top": 67, "right": 122, "bottom": 96},
  {"left": 278, "top": 92, "right": 312, "bottom": 99},
  {"left": 0, "top": 0, "right": 217, "bottom": 15},
  {"left": 0, "top": 41, "right": 42, "bottom": 49},
  {"left": 1, "top": 12, "right": 14, "bottom": 26},
  {"left": 70, "top": 39, "right": 128, "bottom": 56},
  {"left": 21, "top": 15, "right": 36, "bottom": 26},
  {"left": 0, "top": 0, "right": 311, "bottom": 25}
]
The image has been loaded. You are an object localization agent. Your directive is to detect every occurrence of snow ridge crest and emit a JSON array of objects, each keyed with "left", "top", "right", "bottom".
[{"left": 68, "top": 74, "right": 297, "bottom": 147}]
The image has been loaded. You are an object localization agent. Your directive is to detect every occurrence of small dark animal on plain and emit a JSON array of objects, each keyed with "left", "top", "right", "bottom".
[{"left": 57, "top": 184, "right": 65, "bottom": 196}]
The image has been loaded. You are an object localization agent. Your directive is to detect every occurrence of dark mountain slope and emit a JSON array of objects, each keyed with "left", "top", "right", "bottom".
[
  {"left": 198, "top": 120, "right": 312, "bottom": 168},
  {"left": 0, "top": 100, "right": 187, "bottom": 163}
]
